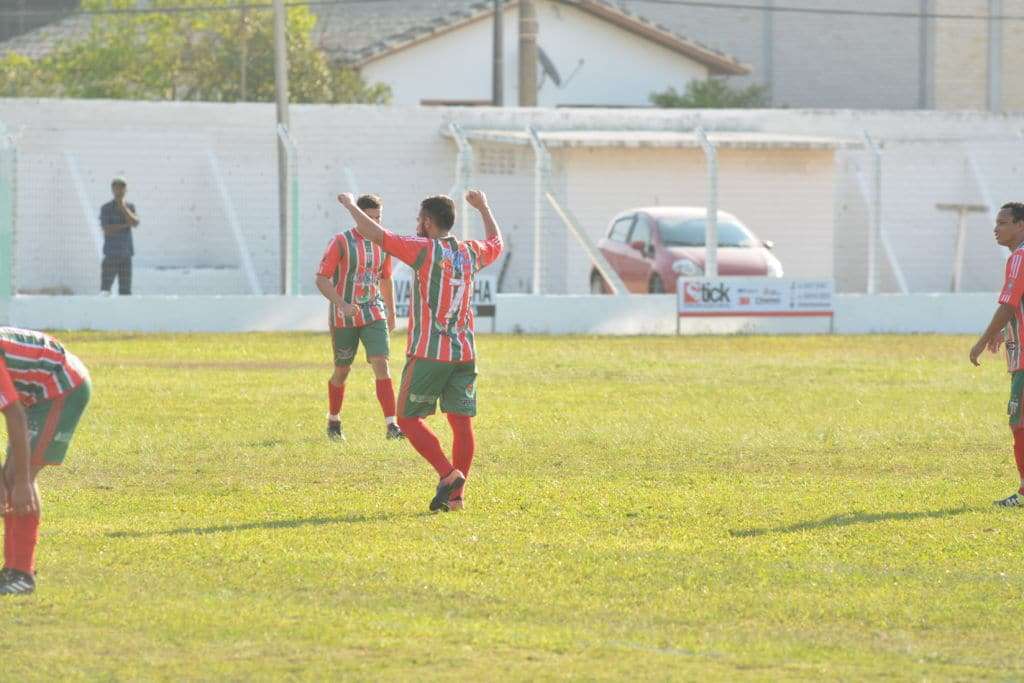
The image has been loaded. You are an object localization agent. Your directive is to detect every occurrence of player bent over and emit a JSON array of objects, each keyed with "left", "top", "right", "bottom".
[
  {"left": 970, "top": 202, "right": 1024, "bottom": 507},
  {"left": 337, "top": 190, "right": 503, "bottom": 512},
  {"left": 0, "top": 328, "right": 91, "bottom": 594},
  {"left": 315, "top": 193, "right": 403, "bottom": 442}
]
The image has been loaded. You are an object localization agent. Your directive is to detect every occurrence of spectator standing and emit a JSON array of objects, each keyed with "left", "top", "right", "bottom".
[{"left": 99, "top": 176, "right": 139, "bottom": 295}]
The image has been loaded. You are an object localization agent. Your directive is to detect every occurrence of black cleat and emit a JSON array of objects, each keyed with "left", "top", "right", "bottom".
[
  {"left": 0, "top": 569, "right": 35, "bottom": 595},
  {"left": 429, "top": 469, "right": 465, "bottom": 512},
  {"left": 995, "top": 492, "right": 1024, "bottom": 508},
  {"left": 327, "top": 419, "right": 346, "bottom": 442},
  {"left": 386, "top": 423, "right": 405, "bottom": 440}
]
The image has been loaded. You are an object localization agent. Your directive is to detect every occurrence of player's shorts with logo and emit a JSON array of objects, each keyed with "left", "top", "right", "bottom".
[
  {"left": 331, "top": 319, "right": 390, "bottom": 367},
  {"left": 16, "top": 380, "right": 92, "bottom": 468},
  {"left": 1009, "top": 371, "right": 1024, "bottom": 428},
  {"left": 397, "top": 358, "right": 477, "bottom": 418}
]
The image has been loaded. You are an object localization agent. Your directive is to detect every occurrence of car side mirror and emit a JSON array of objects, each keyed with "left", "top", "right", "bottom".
[
  {"left": 630, "top": 240, "right": 646, "bottom": 253},
  {"left": 763, "top": 240, "right": 775, "bottom": 250}
]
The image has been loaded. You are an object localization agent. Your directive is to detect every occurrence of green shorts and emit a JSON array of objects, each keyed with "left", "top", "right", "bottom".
[
  {"left": 332, "top": 319, "right": 390, "bottom": 367},
  {"left": 18, "top": 380, "right": 91, "bottom": 468},
  {"left": 397, "top": 357, "right": 477, "bottom": 418},
  {"left": 1010, "top": 371, "right": 1024, "bottom": 428}
]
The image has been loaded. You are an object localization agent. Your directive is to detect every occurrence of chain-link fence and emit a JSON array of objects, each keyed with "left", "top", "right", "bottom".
[{"left": 0, "top": 101, "right": 1021, "bottom": 298}]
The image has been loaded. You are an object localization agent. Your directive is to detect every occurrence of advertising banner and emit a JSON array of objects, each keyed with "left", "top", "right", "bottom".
[{"left": 677, "top": 278, "right": 833, "bottom": 317}]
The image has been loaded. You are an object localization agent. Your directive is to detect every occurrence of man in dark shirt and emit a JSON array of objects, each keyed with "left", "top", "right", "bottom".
[{"left": 99, "top": 176, "right": 139, "bottom": 295}]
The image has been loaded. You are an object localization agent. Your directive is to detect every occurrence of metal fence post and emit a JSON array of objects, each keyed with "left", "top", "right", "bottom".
[
  {"left": 276, "top": 123, "right": 300, "bottom": 295},
  {"left": 695, "top": 127, "right": 718, "bottom": 278},
  {"left": 862, "top": 132, "right": 882, "bottom": 295},
  {"left": 0, "top": 122, "right": 15, "bottom": 301},
  {"left": 527, "top": 126, "right": 550, "bottom": 294}
]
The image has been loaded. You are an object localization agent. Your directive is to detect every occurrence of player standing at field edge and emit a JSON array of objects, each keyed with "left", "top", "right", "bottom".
[
  {"left": 970, "top": 202, "right": 1024, "bottom": 507},
  {"left": 337, "top": 189, "right": 503, "bottom": 512},
  {"left": 0, "top": 328, "right": 91, "bottom": 595},
  {"left": 315, "top": 194, "right": 404, "bottom": 442}
]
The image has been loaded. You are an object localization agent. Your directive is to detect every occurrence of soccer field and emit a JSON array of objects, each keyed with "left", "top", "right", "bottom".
[{"left": 4, "top": 332, "right": 1021, "bottom": 680}]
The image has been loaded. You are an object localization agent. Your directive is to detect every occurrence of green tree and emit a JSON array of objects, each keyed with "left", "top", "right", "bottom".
[
  {"left": 0, "top": 0, "right": 390, "bottom": 104},
  {"left": 650, "top": 78, "right": 768, "bottom": 109}
]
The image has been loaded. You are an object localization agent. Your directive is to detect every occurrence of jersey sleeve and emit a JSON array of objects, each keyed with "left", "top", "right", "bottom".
[
  {"left": 316, "top": 236, "right": 343, "bottom": 279},
  {"left": 466, "top": 235, "right": 504, "bottom": 273},
  {"left": 0, "top": 357, "right": 20, "bottom": 412},
  {"left": 382, "top": 230, "right": 430, "bottom": 269},
  {"left": 1000, "top": 252, "right": 1024, "bottom": 306}
]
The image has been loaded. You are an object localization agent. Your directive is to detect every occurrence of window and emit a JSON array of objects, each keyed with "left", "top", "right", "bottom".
[
  {"left": 630, "top": 217, "right": 651, "bottom": 246},
  {"left": 609, "top": 216, "right": 635, "bottom": 242},
  {"left": 657, "top": 218, "right": 757, "bottom": 248}
]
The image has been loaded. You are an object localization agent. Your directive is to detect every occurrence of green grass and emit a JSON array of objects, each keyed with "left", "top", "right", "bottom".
[{"left": 2, "top": 332, "right": 1021, "bottom": 680}]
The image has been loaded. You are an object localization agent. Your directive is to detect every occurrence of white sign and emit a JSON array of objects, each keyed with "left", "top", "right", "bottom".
[
  {"left": 677, "top": 278, "right": 833, "bottom": 317},
  {"left": 393, "top": 264, "right": 497, "bottom": 319}
]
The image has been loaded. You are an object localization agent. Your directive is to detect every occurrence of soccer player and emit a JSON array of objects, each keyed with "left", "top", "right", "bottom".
[
  {"left": 970, "top": 202, "right": 1024, "bottom": 507},
  {"left": 316, "top": 193, "right": 404, "bottom": 442},
  {"left": 336, "top": 189, "right": 503, "bottom": 512},
  {"left": 0, "top": 328, "right": 91, "bottom": 595}
]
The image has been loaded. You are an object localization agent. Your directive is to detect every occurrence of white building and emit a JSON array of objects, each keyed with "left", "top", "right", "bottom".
[{"left": 350, "top": 0, "right": 749, "bottom": 107}]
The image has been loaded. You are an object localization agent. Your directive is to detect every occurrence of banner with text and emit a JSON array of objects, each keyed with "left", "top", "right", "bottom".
[
  {"left": 677, "top": 278, "right": 833, "bottom": 317},
  {"left": 393, "top": 264, "right": 497, "bottom": 319}
]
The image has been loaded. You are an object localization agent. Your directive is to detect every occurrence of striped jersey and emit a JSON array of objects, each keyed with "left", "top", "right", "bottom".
[
  {"left": 0, "top": 328, "right": 88, "bottom": 410},
  {"left": 382, "top": 230, "right": 503, "bottom": 362},
  {"left": 317, "top": 228, "right": 394, "bottom": 328},
  {"left": 1000, "top": 244, "right": 1024, "bottom": 372}
]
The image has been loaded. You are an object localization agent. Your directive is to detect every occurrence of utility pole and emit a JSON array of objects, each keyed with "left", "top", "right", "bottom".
[
  {"left": 273, "top": 0, "right": 290, "bottom": 294},
  {"left": 239, "top": 2, "right": 249, "bottom": 100},
  {"left": 493, "top": 0, "right": 504, "bottom": 105},
  {"left": 518, "top": 0, "right": 538, "bottom": 106}
]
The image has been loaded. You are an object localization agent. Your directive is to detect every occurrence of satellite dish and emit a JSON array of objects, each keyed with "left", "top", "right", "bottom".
[{"left": 538, "top": 46, "right": 562, "bottom": 88}]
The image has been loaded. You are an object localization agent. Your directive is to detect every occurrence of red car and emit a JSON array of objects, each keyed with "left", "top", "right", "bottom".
[{"left": 590, "top": 206, "right": 784, "bottom": 294}]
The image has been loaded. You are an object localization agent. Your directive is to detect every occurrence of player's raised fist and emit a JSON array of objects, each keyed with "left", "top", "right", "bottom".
[
  {"left": 465, "top": 189, "right": 488, "bottom": 210},
  {"left": 337, "top": 193, "right": 355, "bottom": 208}
]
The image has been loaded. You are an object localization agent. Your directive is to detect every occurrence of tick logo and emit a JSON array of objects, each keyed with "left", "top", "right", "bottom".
[{"left": 683, "top": 282, "right": 731, "bottom": 305}]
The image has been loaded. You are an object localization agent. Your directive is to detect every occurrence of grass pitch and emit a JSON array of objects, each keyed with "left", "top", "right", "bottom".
[{"left": 2, "top": 332, "right": 1021, "bottom": 680}]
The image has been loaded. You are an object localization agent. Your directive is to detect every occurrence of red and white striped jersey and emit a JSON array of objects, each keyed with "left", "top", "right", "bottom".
[
  {"left": 382, "top": 230, "right": 503, "bottom": 362},
  {"left": 317, "top": 228, "right": 394, "bottom": 329},
  {"left": 999, "top": 244, "right": 1024, "bottom": 372},
  {"left": 0, "top": 328, "right": 88, "bottom": 410}
]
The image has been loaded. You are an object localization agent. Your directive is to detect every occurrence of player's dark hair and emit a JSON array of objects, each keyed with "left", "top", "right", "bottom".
[
  {"left": 420, "top": 195, "right": 455, "bottom": 231},
  {"left": 357, "top": 194, "right": 382, "bottom": 211},
  {"left": 1002, "top": 202, "right": 1024, "bottom": 223}
]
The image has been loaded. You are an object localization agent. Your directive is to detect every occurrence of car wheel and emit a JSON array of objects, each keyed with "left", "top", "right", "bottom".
[
  {"left": 590, "top": 271, "right": 608, "bottom": 294},
  {"left": 648, "top": 274, "right": 665, "bottom": 294}
]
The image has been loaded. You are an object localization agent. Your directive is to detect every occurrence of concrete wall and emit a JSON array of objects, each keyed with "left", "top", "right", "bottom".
[
  {"left": 361, "top": 0, "right": 710, "bottom": 107},
  {"left": 4, "top": 292, "right": 997, "bottom": 335}
]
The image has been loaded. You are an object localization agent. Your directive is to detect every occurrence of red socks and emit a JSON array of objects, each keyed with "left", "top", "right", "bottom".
[
  {"left": 398, "top": 417, "right": 453, "bottom": 476},
  {"left": 3, "top": 513, "right": 39, "bottom": 574},
  {"left": 328, "top": 381, "right": 345, "bottom": 417},
  {"left": 376, "top": 379, "right": 396, "bottom": 419},
  {"left": 447, "top": 414, "right": 475, "bottom": 499},
  {"left": 1013, "top": 428, "right": 1024, "bottom": 493}
]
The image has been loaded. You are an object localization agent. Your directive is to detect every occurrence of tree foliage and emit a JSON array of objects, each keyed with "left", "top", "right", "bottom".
[
  {"left": 650, "top": 78, "right": 768, "bottom": 109},
  {"left": 0, "top": 0, "right": 390, "bottom": 104}
]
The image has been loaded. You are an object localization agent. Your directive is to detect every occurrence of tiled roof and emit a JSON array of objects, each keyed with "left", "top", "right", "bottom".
[{"left": 1, "top": 1, "right": 747, "bottom": 76}]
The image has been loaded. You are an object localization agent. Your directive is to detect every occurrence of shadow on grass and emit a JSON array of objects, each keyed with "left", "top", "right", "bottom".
[
  {"left": 106, "top": 510, "right": 433, "bottom": 539},
  {"left": 730, "top": 506, "right": 981, "bottom": 538}
]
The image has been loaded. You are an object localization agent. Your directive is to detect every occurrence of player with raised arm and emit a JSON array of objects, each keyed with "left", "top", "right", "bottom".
[
  {"left": 315, "top": 194, "right": 403, "bottom": 442},
  {"left": 970, "top": 202, "right": 1024, "bottom": 507},
  {"left": 0, "top": 328, "right": 91, "bottom": 595},
  {"left": 337, "top": 189, "right": 503, "bottom": 512}
]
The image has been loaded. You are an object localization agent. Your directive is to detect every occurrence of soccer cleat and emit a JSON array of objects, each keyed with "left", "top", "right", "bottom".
[
  {"left": 386, "top": 423, "right": 405, "bottom": 440},
  {"left": 994, "top": 492, "right": 1024, "bottom": 507},
  {"left": 447, "top": 497, "right": 464, "bottom": 512},
  {"left": 0, "top": 569, "right": 35, "bottom": 595},
  {"left": 429, "top": 469, "right": 465, "bottom": 512},
  {"left": 327, "top": 419, "right": 346, "bottom": 442}
]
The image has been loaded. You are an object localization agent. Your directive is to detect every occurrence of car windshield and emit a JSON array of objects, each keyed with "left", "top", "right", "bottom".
[{"left": 658, "top": 218, "right": 758, "bottom": 248}]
